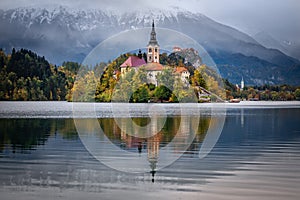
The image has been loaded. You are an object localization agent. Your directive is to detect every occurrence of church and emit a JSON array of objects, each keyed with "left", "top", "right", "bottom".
[{"left": 120, "top": 21, "right": 190, "bottom": 86}]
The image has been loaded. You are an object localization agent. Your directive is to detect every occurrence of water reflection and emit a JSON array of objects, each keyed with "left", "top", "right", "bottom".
[
  {"left": 100, "top": 117, "right": 210, "bottom": 152},
  {"left": 0, "top": 119, "right": 78, "bottom": 154},
  {"left": 77, "top": 116, "right": 211, "bottom": 176},
  {"left": 241, "top": 108, "right": 244, "bottom": 127},
  {"left": 105, "top": 116, "right": 210, "bottom": 177},
  {"left": 0, "top": 117, "right": 211, "bottom": 181},
  {"left": 0, "top": 108, "right": 300, "bottom": 200}
]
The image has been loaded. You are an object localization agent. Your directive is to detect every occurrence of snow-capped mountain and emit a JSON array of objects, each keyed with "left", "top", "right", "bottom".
[{"left": 0, "top": 6, "right": 299, "bottom": 85}]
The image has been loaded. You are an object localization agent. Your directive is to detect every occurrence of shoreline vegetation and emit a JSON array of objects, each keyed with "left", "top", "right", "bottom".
[{"left": 1, "top": 48, "right": 300, "bottom": 102}]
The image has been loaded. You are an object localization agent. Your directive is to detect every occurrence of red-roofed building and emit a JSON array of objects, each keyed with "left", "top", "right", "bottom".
[
  {"left": 173, "top": 46, "right": 182, "bottom": 52},
  {"left": 120, "top": 56, "right": 146, "bottom": 68},
  {"left": 120, "top": 54, "right": 146, "bottom": 74},
  {"left": 174, "top": 67, "right": 187, "bottom": 74},
  {"left": 174, "top": 67, "right": 190, "bottom": 85}
]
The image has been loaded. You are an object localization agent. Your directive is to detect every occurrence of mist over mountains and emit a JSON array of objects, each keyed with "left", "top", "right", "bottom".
[{"left": 0, "top": 6, "right": 299, "bottom": 85}]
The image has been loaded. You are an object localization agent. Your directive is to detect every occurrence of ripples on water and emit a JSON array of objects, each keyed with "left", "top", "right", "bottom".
[{"left": 0, "top": 102, "right": 300, "bottom": 200}]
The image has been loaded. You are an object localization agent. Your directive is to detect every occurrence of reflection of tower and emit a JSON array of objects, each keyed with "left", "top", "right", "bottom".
[
  {"left": 241, "top": 77, "right": 244, "bottom": 90},
  {"left": 147, "top": 20, "right": 160, "bottom": 63},
  {"left": 147, "top": 116, "right": 161, "bottom": 182},
  {"left": 147, "top": 133, "right": 160, "bottom": 182},
  {"left": 241, "top": 108, "right": 244, "bottom": 127}
]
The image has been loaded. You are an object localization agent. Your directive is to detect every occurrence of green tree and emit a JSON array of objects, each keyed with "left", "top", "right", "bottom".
[
  {"left": 270, "top": 91, "right": 279, "bottom": 101},
  {"left": 294, "top": 88, "right": 300, "bottom": 100},
  {"left": 156, "top": 67, "right": 175, "bottom": 90},
  {"left": 173, "top": 77, "right": 197, "bottom": 102},
  {"left": 132, "top": 84, "right": 150, "bottom": 102},
  {"left": 192, "top": 69, "right": 207, "bottom": 89},
  {"left": 132, "top": 67, "right": 148, "bottom": 91},
  {"left": 0, "top": 49, "right": 7, "bottom": 69},
  {"left": 110, "top": 69, "right": 135, "bottom": 102},
  {"left": 72, "top": 71, "right": 97, "bottom": 102},
  {"left": 154, "top": 85, "right": 172, "bottom": 102}
]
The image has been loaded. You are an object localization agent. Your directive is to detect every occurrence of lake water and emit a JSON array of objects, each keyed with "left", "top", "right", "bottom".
[{"left": 0, "top": 101, "right": 300, "bottom": 200}]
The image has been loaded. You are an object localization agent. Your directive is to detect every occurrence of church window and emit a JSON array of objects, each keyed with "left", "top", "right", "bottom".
[
  {"left": 149, "top": 48, "right": 152, "bottom": 53},
  {"left": 155, "top": 48, "right": 157, "bottom": 52}
]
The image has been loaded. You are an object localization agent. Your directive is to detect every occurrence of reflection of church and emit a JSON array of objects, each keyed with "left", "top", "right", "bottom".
[{"left": 110, "top": 115, "right": 208, "bottom": 182}]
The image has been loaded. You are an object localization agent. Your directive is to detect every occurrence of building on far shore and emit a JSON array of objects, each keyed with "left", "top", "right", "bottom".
[
  {"left": 235, "top": 77, "right": 245, "bottom": 91},
  {"left": 241, "top": 77, "right": 245, "bottom": 90}
]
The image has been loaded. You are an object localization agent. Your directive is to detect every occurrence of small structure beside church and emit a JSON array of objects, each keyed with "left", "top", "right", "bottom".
[
  {"left": 174, "top": 67, "right": 190, "bottom": 85},
  {"left": 145, "top": 62, "right": 164, "bottom": 86}
]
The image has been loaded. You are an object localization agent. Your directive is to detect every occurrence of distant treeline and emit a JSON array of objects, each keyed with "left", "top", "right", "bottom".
[
  {"left": 224, "top": 79, "right": 300, "bottom": 101},
  {"left": 1, "top": 48, "right": 299, "bottom": 101}
]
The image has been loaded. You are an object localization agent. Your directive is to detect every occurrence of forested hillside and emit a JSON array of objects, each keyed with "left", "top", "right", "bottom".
[
  {"left": 1, "top": 48, "right": 299, "bottom": 102},
  {"left": 0, "top": 48, "right": 77, "bottom": 101}
]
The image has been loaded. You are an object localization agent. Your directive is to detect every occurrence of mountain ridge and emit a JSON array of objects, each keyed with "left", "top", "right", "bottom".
[{"left": 0, "top": 6, "right": 299, "bottom": 85}]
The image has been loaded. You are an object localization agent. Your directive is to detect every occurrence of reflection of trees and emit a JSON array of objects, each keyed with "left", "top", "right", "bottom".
[
  {"left": 0, "top": 119, "right": 78, "bottom": 153},
  {"left": 0, "top": 119, "right": 51, "bottom": 153},
  {"left": 55, "top": 119, "right": 78, "bottom": 140},
  {"left": 186, "top": 116, "right": 211, "bottom": 154}
]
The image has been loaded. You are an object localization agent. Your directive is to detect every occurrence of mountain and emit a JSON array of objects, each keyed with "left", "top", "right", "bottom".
[
  {"left": 0, "top": 6, "right": 299, "bottom": 85},
  {"left": 253, "top": 31, "right": 300, "bottom": 61}
]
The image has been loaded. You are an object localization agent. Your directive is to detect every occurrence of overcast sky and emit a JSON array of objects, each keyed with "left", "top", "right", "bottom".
[{"left": 1, "top": 0, "right": 299, "bottom": 42}]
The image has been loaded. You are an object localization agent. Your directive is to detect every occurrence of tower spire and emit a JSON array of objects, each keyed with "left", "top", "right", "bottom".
[
  {"left": 149, "top": 20, "right": 158, "bottom": 46},
  {"left": 147, "top": 20, "right": 160, "bottom": 63}
]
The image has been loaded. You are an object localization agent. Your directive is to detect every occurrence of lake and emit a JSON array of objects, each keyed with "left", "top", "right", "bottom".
[{"left": 0, "top": 101, "right": 300, "bottom": 200}]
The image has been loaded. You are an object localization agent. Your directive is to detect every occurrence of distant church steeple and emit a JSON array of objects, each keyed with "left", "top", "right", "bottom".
[
  {"left": 241, "top": 77, "right": 245, "bottom": 90},
  {"left": 147, "top": 20, "right": 160, "bottom": 63}
]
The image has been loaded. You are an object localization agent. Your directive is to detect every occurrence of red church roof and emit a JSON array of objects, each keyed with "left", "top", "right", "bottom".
[{"left": 120, "top": 56, "right": 146, "bottom": 68}]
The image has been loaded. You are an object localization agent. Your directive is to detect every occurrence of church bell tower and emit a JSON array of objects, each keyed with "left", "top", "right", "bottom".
[{"left": 147, "top": 21, "right": 159, "bottom": 63}]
